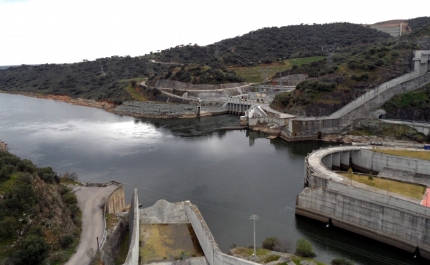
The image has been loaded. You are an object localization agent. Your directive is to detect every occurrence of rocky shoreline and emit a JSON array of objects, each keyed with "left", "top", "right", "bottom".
[
  {"left": 0, "top": 91, "right": 212, "bottom": 119},
  {"left": 0, "top": 140, "right": 8, "bottom": 152},
  {"left": 113, "top": 101, "right": 200, "bottom": 119},
  {"left": 249, "top": 124, "right": 426, "bottom": 147}
]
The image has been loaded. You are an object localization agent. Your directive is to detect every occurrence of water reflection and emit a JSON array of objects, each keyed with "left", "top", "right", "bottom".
[{"left": 0, "top": 93, "right": 427, "bottom": 265}]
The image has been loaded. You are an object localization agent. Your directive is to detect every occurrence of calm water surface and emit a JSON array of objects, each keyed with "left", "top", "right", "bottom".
[{"left": 0, "top": 93, "right": 425, "bottom": 265}]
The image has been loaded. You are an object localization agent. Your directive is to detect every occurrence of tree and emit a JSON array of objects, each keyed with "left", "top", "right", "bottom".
[
  {"left": 12, "top": 235, "right": 50, "bottom": 265},
  {"left": 295, "top": 238, "right": 316, "bottom": 258}
]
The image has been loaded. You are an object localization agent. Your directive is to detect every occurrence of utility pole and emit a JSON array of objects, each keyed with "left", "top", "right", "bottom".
[
  {"left": 250, "top": 214, "right": 259, "bottom": 260},
  {"left": 322, "top": 44, "right": 337, "bottom": 68}
]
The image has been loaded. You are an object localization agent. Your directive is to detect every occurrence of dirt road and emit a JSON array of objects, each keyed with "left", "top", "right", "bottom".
[{"left": 65, "top": 185, "right": 118, "bottom": 265}]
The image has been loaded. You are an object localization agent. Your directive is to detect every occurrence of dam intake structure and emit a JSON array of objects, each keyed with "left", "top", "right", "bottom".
[{"left": 296, "top": 146, "right": 430, "bottom": 260}]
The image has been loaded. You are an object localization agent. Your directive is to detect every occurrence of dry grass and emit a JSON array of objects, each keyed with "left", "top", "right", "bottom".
[
  {"left": 139, "top": 224, "right": 202, "bottom": 263},
  {"left": 231, "top": 247, "right": 271, "bottom": 257},
  {"left": 338, "top": 172, "right": 426, "bottom": 200},
  {"left": 373, "top": 149, "right": 430, "bottom": 161},
  {"left": 125, "top": 85, "right": 148, "bottom": 101},
  {"left": 228, "top": 56, "right": 324, "bottom": 83}
]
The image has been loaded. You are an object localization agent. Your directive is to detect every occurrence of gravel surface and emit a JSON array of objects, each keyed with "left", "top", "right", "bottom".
[
  {"left": 65, "top": 185, "right": 118, "bottom": 265},
  {"left": 114, "top": 101, "right": 198, "bottom": 118}
]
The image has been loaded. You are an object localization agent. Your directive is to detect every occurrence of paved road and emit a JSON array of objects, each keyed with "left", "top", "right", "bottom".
[{"left": 65, "top": 185, "right": 118, "bottom": 265}]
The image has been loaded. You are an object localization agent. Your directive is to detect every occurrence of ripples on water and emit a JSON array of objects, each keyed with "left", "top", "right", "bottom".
[{"left": 0, "top": 93, "right": 426, "bottom": 265}]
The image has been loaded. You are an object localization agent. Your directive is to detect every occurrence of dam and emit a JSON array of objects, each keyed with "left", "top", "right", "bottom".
[{"left": 296, "top": 146, "right": 430, "bottom": 260}]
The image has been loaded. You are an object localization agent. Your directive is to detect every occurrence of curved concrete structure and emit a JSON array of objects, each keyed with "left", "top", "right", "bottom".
[{"left": 296, "top": 146, "right": 430, "bottom": 260}]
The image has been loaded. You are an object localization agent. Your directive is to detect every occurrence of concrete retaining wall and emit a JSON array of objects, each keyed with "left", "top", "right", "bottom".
[
  {"left": 349, "top": 149, "right": 430, "bottom": 176},
  {"left": 298, "top": 146, "right": 430, "bottom": 260},
  {"left": 382, "top": 119, "right": 430, "bottom": 136},
  {"left": 101, "top": 216, "right": 128, "bottom": 265},
  {"left": 296, "top": 186, "right": 430, "bottom": 256},
  {"left": 290, "top": 50, "right": 430, "bottom": 136},
  {"left": 185, "top": 201, "right": 259, "bottom": 265},
  {"left": 185, "top": 201, "right": 219, "bottom": 265},
  {"left": 248, "top": 117, "right": 289, "bottom": 127},
  {"left": 106, "top": 184, "right": 126, "bottom": 214},
  {"left": 216, "top": 253, "right": 258, "bottom": 265},
  {"left": 123, "top": 189, "right": 139, "bottom": 265}
]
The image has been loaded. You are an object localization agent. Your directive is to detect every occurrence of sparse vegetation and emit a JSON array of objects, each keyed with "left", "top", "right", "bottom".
[
  {"left": 344, "top": 119, "right": 427, "bottom": 142},
  {"left": 382, "top": 83, "right": 430, "bottom": 122},
  {"left": 338, "top": 172, "right": 426, "bottom": 199},
  {"left": 373, "top": 149, "right": 430, "bottom": 161},
  {"left": 295, "top": 238, "right": 315, "bottom": 258}
]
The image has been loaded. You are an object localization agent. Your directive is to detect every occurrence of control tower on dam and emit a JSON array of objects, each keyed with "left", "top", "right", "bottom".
[{"left": 296, "top": 146, "right": 430, "bottom": 260}]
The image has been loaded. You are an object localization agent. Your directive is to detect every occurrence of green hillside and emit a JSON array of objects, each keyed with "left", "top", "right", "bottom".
[
  {"left": 269, "top": 22, "right": 430, "bottom": 117},
  {"left": 147, "top": 23, "right": 392, "bottom": 66},
  {"left": 0, "top": 151, "right": 81, "bottom": 265},
  {"left": 382, "top": 83, "right": 430, "bottom": 121},
  {"left": 0, "top": 18, "right": 429, "bottom": 112}
]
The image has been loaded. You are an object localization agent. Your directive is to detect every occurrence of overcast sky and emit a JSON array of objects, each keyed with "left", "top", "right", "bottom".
[{"left": 0, "top": 0, "right": 428, "bottom": 65}]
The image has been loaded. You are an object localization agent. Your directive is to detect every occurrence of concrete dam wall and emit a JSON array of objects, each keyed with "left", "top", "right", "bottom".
[
  {"left": 123, "top": 189, "right": 140, "bottom": 265},
  {"left": 297, "top": 146, "right": 430, "bottom": 260},
  {"left": 288, "top": 50, "right": 430, "bottom": 137}
]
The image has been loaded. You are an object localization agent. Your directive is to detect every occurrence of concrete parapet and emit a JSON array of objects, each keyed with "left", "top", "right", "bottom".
[
  {"left": 216, "top": 253, "right": 259, "bottom": 265},
  {"left": 184, "top": 201, "right": 260, "bottom": 265},
  {"left": 106, "top": 184, "right": 126, "bottom": 214},
  {"left": 382, "top": 119, "right": 430, "bottom": 136},
  {"left": 123, "top": 189, "right": 139, "bottom": 265},
  {"left": 185, "top": 201, "right": 219, "bottom": 265},
  {"left": 299, "top": 146, "right": 430, "bottom": 260}
]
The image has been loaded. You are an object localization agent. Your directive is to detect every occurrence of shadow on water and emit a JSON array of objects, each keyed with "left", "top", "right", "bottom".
[
  {"left": 1, "top": 94, "right": 428, "bottom": 265},
  {"left": 295, "top": 213, "right": 426, "bottom": 265},
  {"left": 136, "top": 115, "right": 240, "bottom": 137}
]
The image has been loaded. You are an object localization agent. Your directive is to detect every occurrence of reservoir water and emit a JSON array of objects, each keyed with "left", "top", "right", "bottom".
[{"left": 0, "top": 93, "right": 425, "bottom": 265}]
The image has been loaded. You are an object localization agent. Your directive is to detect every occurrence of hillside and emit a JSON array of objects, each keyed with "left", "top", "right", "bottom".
[
  {"left": 0, "top": 18, "right": 428, "bottom": 112},
  {"left": 269, "top": 22, "right": 430, "bottom": 117},
  {"left": 147, "top": 23, "right": 392, "bottom": 66},
  {"left": 0, "top": 151, "right": 81, "bottom": 265},
  {"left": 382, "top": 83, "right": 430, "bottom": 121},
  {"left": 407, "top": 16, "right": 430, "bottom": 31},
  {"left": 0, "top": 56, "right": 171, "bottom": 103}
]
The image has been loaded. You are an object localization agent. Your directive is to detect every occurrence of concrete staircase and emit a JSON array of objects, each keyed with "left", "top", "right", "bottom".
[{"left": 288, "top": 51, "right": 430, "bottom": 137}]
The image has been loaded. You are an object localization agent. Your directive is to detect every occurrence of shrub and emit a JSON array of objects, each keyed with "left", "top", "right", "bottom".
[
  {"left": 60, "top": 235, "right": 74, "bottom": 248},
  {"left": 263, "top": 254, "right": 280, "bottom": 263},
  {"left": 331, "top": 257, "right": 354, "bottom": 265},
  {"left": 12, "top": 235, "right": 51, "bottom": 265},
  {"left": 262, "top": 237, "right": 279, "bottom": 250},
  {"left": 295, "top": 238, "right": 315, "bottom": 258}
]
